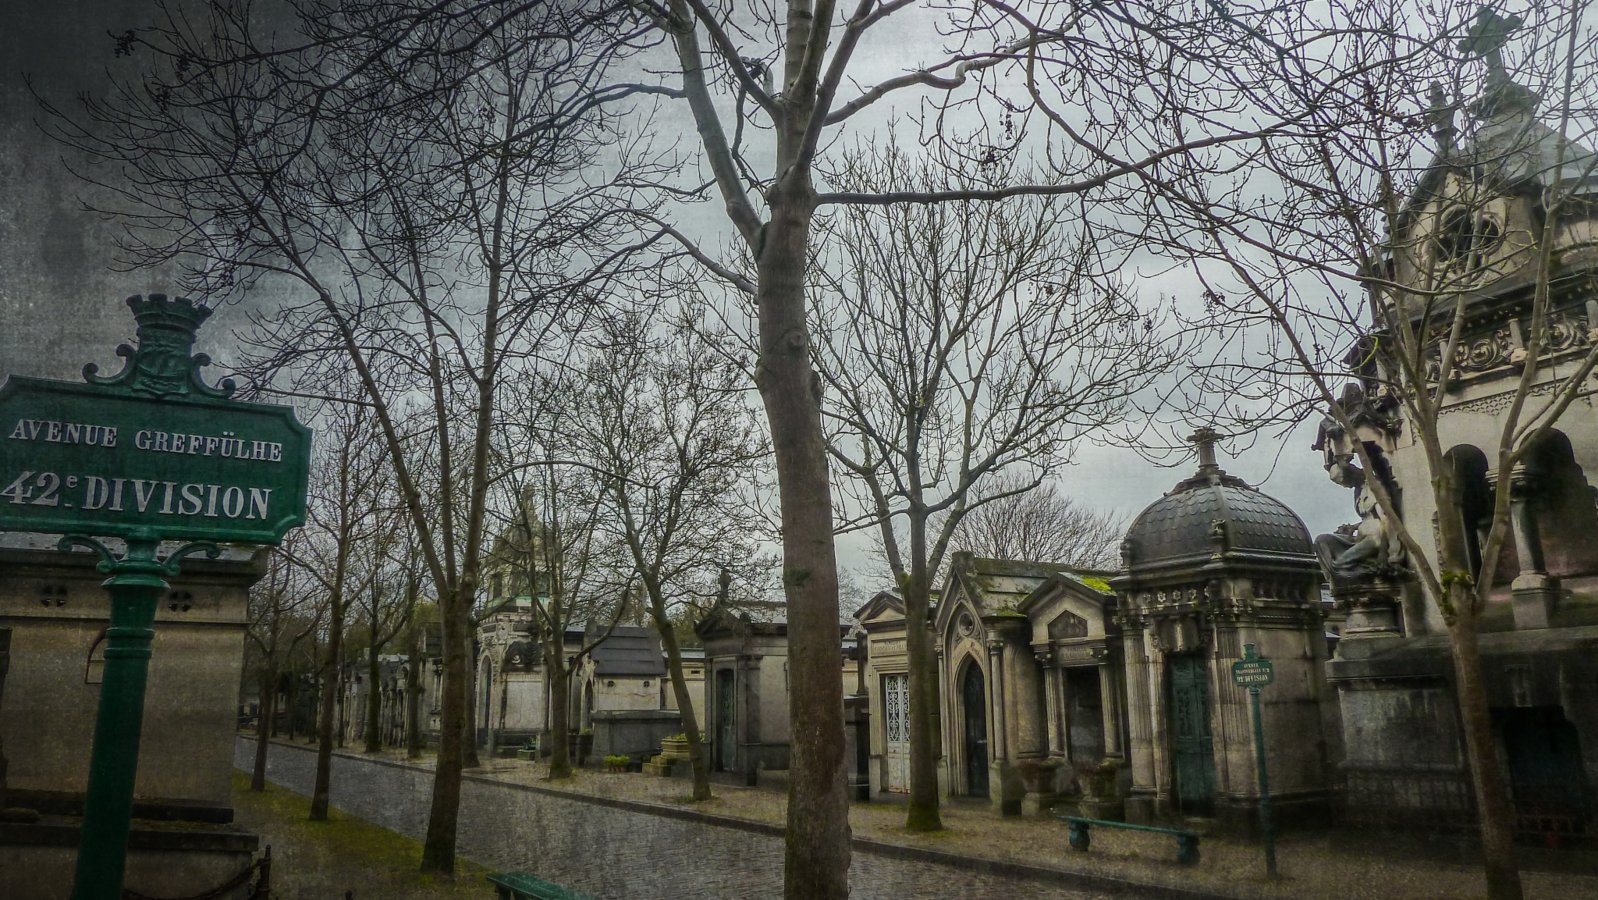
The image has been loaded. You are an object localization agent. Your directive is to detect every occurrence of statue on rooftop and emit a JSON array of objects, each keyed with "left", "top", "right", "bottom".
[{"left": 1311, "top": 384, "right": 1407, "bottom": 588}]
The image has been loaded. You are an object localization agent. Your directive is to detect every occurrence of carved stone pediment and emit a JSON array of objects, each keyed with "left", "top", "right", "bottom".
[{"left": 1047, "top": 610, "right": 1089, "bottom": 640}]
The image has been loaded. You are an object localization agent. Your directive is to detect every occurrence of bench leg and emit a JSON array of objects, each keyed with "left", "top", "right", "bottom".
[
  {"left": 1176, "top": 834, "right": 1200, "bottom": 865},
  {"left": 1067, "top": 820, "right": 1090, "bottom": 852}
]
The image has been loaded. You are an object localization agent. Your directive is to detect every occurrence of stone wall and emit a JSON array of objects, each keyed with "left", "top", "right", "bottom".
[{"left": 0, "top": 534, "right": 263, "bottom": 814}]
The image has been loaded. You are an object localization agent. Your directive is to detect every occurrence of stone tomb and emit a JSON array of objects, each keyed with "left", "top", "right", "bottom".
[{"left": 0, "top": 532, "right": 265, "bottom": 899}]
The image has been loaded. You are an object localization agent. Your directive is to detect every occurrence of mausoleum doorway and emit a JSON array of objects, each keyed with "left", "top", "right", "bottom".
[
  {"left": 882, "top": 673, "right": 910, "bottom": 792},
  {"left": 961, "top": 661, "right": 989, "bottom": 798},
  {"left": 1168, "top": 652, "right": 1216, "bottom": 816},
  {"left": 715, "top": 669, "right": 735, "bottom": 772}
]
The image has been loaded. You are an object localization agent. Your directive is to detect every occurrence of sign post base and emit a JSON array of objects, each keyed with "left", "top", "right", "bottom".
[{"left": 64, "top": 533, "right": 218, "bottom": 900}]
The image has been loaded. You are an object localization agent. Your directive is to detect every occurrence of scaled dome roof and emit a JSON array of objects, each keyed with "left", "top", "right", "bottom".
[{"left": 1121, "top": 430, "right": 1313, "bottom": 570}]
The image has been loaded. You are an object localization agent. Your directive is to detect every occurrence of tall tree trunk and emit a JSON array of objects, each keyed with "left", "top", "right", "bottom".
[
  {"left": 310, "top": 599, "right": 345, "bottom": 821},
  {"left": 548, "top": 655, "right": 573, "bottom": 778},
  {"left": 758, "top": 178, "right": 850, "bottom": 898},
  {"left": 903, "top": 560, "right": 942, "bottom": 831},
  {"left": 365, "top": 649, "right": 383, "bottom": 753},
  {"left": 1449, "top": 590, "right": 1524, "bottom": 900},
  {"left": 407, "top": 632, "right": 424, "bottom": 759},
  {"left": 285, "top": 676, "right": 298, "bottom": 742},
  {"left": 649, "top": 595, "right": 711, "bottom": 801},
  {"left": 462, "top": 631, "right": 481, "bottom": 768},
  {"left": 251, "top": 667, "right": 277, "bottom": 792},
  {"left": 421, "top": 590, "right": 469, "bottom": 874}
]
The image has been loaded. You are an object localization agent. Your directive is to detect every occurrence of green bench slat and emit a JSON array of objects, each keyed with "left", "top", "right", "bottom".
[
  {"left": 1058, "top": 815, "right": 1193, "bottom": 836},
  {"left": 488, "top": 872, "right": 592, "bottom": 900},
  {"left": 1057, "top": 815, "right": 1200, "bottom": 865}
]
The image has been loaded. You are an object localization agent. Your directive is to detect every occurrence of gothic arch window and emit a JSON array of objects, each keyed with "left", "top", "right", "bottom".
[{"left": 1433, "top": 207, "right": 1502, "bottom": 275}]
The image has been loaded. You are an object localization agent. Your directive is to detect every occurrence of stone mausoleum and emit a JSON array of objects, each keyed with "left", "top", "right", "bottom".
[
  {"left": 1115, "top": 430, "right": 1337, "bottom": 827},
  {"left": 857, "top": 432, "right": 1339, "bottom": 828},
  {"left": 0, "top": 533, "right": 264, "bottom": 899},
  {"left": 1314, "top": 12, "right": 1598, "bottom": 840}
]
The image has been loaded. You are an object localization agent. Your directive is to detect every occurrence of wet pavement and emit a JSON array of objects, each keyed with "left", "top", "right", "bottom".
[{"left": 235, "top": 737, "right": 1117, "bottom": 899}]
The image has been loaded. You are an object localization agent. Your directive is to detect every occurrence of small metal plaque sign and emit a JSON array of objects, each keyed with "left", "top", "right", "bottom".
[
  {"left": 0, "top": 295, "right": 310, "bottom": 544},
  {"left": 1232, "top": 657, "right": 1275, "bottom": 687}
]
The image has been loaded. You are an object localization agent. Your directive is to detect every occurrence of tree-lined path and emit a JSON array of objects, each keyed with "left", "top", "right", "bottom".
[{"left": 234, "top": 736, "right": 1132, "bottom": 899}]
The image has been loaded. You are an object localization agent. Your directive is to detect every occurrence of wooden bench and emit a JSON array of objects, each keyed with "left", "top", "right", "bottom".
[
  {"left": 487, "top": 871, "right": 592, "bottom": 900},
  {"left": 1058, "top": 815, "right": 1200, "bottom": 865}
]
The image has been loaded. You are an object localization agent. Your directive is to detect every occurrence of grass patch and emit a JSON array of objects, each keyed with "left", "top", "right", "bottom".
[{"left": 231, "top": 772, "right": 493, "bottom": 898}]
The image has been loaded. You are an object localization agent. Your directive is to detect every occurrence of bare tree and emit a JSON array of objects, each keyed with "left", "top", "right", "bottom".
[
  {"left": 354, "top": 545, "right": 420, "bottom": 753},
  {"left": 813, "top": 144, "right": 1172, "bottom": 830},
  {"left": 244, "top": 536, "right": 318, "bottom": 791},
  {"left": 626, "top": 4, "right": 1305, "bottom": 887},
  {"left": 401, "top": 597, "right": 440, "bottom": 760},
  {"left": 487, "top": 382, "right": 637, "bottom": 780},
  {"left": 40, "top": 0, "right": 660, "bottom": 873},
  {"left": 283, "top": 403, "right": 397, "bottom": 821},
  {"left": 946, "top": 472, "right": 1124, "bottom": 570},
  {"left": 568, "top": 310, "right": 770, "bottom": 801},
  {"left": 1132, "top": 5, "right": 1598, "bottom": 897}
]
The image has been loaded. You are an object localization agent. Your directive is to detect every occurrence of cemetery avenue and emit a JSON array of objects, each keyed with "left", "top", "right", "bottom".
[{"left": 8, "top": 3, "right": 1598, "bottom": 900}]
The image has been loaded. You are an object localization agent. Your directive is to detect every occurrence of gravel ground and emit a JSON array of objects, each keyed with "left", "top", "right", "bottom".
[{"left": 241, "top": 737, "right": 1598, "bottom": 899}]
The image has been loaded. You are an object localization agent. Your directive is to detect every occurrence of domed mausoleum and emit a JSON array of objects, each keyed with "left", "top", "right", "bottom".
[{"left": 1112, "top": 428, "right": 1337, "bottom": 827}]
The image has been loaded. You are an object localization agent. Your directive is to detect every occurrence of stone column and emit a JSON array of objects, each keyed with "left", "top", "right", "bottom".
[
  {"left": 1098, "top": 656, "right": 1122, "bottom": 759},
  {"left": 1041, "top": 653, "right": 1062, "bottom": 756},
  {"left": 1505, "top": 465, "right": 1559, "bottom": 629},
  {"left": 986, "top": 637, "right": 1007, "bottom": 761},
  {"left": 738, "top": 653, "right": 761, "bottom": 783},
  {"left": 935, "top": 644, "right": 949, "bottom": 794},
  {"left": 1147, "top": 640, "right": 1171, "bottom": 815},
  {"left": 1122, "top": 623, "right": 1156, "bottom": 822}
]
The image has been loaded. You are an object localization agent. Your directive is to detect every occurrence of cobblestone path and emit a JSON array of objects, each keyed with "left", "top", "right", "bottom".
[{"left": 235, "top": 738, "right": 1112, "bottom": 899}]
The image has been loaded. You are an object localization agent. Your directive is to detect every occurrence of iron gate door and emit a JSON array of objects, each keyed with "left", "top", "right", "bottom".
[
  {"left": 883, "top": 673, "right": 910, "bottom": 792},
  {"left": 1169, "top": 653, "right": 1216, "bottom": 814},
  {"left": 715, "top": 670, "right": 735, "bottom": 771}
]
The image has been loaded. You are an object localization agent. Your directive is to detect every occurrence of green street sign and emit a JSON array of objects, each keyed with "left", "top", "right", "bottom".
[
  {"left": 0, "top": 295, "right": 310, "bottom": 544},
  {"left": 1232, "top": 656, "right": 1275, "bottom": 687}
]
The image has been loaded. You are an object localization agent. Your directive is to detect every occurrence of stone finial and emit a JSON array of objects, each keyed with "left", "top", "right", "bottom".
[
  {"left": 1426, "top": 81, "right": 1457, "bottom": 152},
  {"left": 1189, "top": 426, "right": 1224, "bottom": 477}
]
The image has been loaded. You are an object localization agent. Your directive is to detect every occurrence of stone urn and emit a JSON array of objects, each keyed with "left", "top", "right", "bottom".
[
  {"left": 1011, "top": 757, "right": 1063, "bottom": 816},
  {"left": 1076, "top": 759, "right": 1125, "bottom": 820},
  {"left": 1014, "top": 757, "right": 1063, "bottom": 795}
]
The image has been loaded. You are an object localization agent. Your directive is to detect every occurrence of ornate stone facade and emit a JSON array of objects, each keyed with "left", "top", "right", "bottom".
[
  {"left": 1114, "top": 430, "right": 1336, "bottom": 829},
  {"left": 1318, "top": 16, "right": 1598, "bottom": 838}
]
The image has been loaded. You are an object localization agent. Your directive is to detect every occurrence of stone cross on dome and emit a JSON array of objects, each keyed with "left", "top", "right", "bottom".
[{"left": 1458, "top": 6, "right": 1522, "bottom": 79}]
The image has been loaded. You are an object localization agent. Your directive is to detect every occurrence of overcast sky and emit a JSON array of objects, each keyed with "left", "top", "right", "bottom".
[{"left": 0, "top": 1, "right": 1354, "bottom": 587}]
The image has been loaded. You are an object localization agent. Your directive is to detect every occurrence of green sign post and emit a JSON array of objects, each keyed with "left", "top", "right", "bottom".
[
  {"left": 1232, "top": 643, "right": 1278, "bottom": 879},
  {"left": 0, "top": 295, "right": 310, "bottom": 900}
]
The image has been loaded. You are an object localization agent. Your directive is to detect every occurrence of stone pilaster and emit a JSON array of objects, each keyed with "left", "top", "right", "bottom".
[{"left": 1505, "top": 464, "right": 1559, "bottom": 628}]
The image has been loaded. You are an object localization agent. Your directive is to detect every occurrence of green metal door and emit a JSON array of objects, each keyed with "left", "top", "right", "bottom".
[
  {"left": 715, "top": 670, "right": 736, "bottom": 771},
  {"left": 1169, "top": 653, "right": 1216, "bottom": 815}
]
